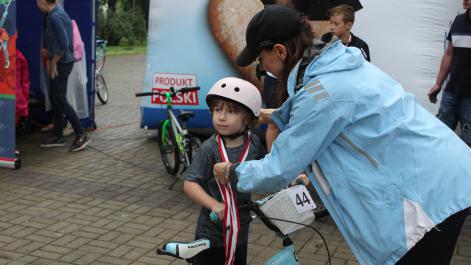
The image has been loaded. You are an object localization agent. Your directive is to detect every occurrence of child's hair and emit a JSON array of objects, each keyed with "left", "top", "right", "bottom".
[
  {"left": 209, "top": 97, "right": 258, "bottom": 130},
  {"left": 328, "top": 4, "right": 355, "bottom": 24},
  {"left": 46, "top": 0, "right": 57, "bottom": 4}
]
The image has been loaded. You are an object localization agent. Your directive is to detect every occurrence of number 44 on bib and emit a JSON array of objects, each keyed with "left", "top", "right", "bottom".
[{"left": 288, "top": 185, "right": 317, "bottom": 214}]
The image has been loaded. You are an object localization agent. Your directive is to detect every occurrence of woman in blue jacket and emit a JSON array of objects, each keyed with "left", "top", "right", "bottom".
[{"left": 213, "top": 5, "right": 471, "bottom": 265}]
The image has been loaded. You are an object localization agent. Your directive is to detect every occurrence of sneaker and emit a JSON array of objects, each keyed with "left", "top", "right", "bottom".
[
  {"left": 70, "top": 133, "right": 91, "bottom": 152},
  {"left": 40, "top": 136, "right": 65, "bottom": 147},
  {"left": 40, "top": 123, "right": 54, "bottom": 132}
]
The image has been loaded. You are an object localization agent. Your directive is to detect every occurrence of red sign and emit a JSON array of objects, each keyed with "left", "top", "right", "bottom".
[{"left": 151, "top": 88, "right": 199, "bottom": 106}]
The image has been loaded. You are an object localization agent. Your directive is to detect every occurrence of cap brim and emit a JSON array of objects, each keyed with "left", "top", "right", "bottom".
[{"left": 236, "top": 46, "right": 259, "bottom": 67}]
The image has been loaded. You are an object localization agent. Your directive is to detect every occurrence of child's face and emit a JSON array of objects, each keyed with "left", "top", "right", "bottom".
[
  {"left": 329, "top": 14, "right": 352, "bottom": 39},
  {"left": 212, "top": 102, "right": 247, "bottom": 137}
]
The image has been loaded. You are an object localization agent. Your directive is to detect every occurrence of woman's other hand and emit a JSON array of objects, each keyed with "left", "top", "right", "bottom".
[
  {"left": 290, "top": 173, "right": 310, "bottom": 186},
  {"left": 259, "top": 108, "right": 275, "bottom": 124}
]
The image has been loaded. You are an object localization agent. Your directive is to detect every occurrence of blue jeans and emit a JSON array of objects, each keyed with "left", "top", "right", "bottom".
[
  {"left": 49, "top": 62, "right": 84, "bottom": 138},
  {"left": 437, "top": 92, "right": 471, "bottom": 145}
]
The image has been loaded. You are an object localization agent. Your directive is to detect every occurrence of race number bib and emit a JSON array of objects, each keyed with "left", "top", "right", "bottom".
[{"left": 288, "top": 185, "right": 316, "bottom": 214}]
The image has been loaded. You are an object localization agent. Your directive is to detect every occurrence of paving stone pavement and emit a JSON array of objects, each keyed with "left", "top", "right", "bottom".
[{"left": 1, "top": 54, "right": 470, "bottom": 265}]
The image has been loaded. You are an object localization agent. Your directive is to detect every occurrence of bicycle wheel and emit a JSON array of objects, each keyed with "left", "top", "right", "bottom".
[
  {"left": 96, "top": 73, "right": 109, "bottom": 104},
  {"left": 186, "top": 136, "right": 202, "bottom": 166},
  {"left": 158, "top": 122, "right": 180, "bottom": 175},
  {"left": 95, "top": 46, "right": 106, "bottom": 73}
]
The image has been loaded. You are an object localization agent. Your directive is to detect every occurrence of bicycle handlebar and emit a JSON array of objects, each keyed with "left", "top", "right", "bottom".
[
  {"left": 135, "top": 86, "right": 200, "bottom": 98},
  {"left": 210, "top": 201, "right": 284, "bottom": 236}
]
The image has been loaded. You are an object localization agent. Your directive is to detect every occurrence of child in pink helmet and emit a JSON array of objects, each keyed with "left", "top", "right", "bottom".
[{"left": 183, "top": 77, "right": 266, "bottom": 265}]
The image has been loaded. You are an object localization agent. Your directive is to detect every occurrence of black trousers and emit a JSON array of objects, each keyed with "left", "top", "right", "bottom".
[
  {"left": 49, "top": 62, "right": 83, "bottom": 138},
  {"left": 396, "top": 207, "right": 469, "bottom": 265},
  {"left": 193, "top": 242, "right": 248, "bottom": 265}
]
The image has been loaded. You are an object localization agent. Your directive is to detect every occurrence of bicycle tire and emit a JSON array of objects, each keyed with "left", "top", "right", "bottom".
[
  {"left": 187, "top": 136, "right": 202, "bottom": 165},
  {"left": 96, "top": 73, "right": 109, "bottom": 104},
  {"left": 158, "top": 122, "right": 180, "bottom": 175}
]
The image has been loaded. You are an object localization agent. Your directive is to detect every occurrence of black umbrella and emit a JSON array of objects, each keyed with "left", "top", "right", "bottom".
[
  {"left": 296, "top": 0, "right": 362, "bottom": 20},
  {"left": 261, "top": 0, "right": 363, "bottom": 20}
]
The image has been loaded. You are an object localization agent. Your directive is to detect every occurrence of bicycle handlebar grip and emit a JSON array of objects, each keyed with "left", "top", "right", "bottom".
[
  {"left": 209, "top": 211, "right": 219, "bottom": 223},
  {"left": 178, "top": 86, "right": 200, "bottom": 93},
  {"left": 135, "top": 92, "right": 157, "bottom": 97}
]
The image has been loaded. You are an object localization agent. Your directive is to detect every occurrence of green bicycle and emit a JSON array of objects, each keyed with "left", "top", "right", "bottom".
[{"left": 135, "top": 86, "right": 202, "bottom": 189}]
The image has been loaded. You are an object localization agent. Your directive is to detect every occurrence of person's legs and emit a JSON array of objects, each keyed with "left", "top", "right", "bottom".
[
  {"left": 192, "top": 242, "right": 247, "bottom": 265},
  {"left": 55, "top": 63, "right": 84, "bottom": 137},
  {"left": 49, "top": 71, "right": 66, "bottom": 138},
  {"left": 192, "top": 245, "right": 225, "bottom": 265},
  {"left": 396, "top": 207, "right": 469, "bottom": 265},
  {"left": 437, "top": 92, "right": 459, "bottom": 130},
  {"left": 234, "top": 241, "right": 248, "bottom": 265},
  {"left": 458, "top": 96, "right": 471, "bottom": 147}
]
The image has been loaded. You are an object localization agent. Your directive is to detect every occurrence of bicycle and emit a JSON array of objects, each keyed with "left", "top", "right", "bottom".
[
  {"left": 95, "top": 39, "right": 108, "bottom": 104},
  {"left": 156, "top": 184, "right": 331, "bottom": 265},
  {"left": 135, "top": 86, "right": 202, "bottom": 190}
]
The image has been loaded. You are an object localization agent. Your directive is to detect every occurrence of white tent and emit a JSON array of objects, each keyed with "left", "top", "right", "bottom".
[{"left": 354, "top": 0, "right": 463, "bottom": 112}]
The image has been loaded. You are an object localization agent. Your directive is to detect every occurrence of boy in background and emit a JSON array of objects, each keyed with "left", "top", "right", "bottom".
[{"left": 321, "top": 4, "right": 370, "bottom": 61}]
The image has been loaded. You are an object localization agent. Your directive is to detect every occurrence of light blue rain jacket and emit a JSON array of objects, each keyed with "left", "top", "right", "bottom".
[{"left": 235, "top": 41, "right": 471, "bottom": 265}]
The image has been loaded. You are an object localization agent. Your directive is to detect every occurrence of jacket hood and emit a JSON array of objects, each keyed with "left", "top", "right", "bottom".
[{"left": 288, "top": 40, "right": 365, "bottom": 97}]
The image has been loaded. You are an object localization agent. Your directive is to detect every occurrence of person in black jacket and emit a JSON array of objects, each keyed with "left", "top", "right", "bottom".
[
  {"left": 428, "top": 0, "right": 471, "bottom": 147},
  {"left": 321, "top": 4, "right": 370, "bottom": 61}
]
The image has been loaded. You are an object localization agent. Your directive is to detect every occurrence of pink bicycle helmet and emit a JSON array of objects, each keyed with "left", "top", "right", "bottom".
[{"left": 206, "top": 77, "right": 262, "bottom": 117}]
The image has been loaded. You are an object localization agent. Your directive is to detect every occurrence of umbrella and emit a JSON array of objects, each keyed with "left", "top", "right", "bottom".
[
  {"left": 295, "top": 0, "right": 362, "bottom": 20},
  {"left": 261, "top": 0, "right": 363, "bottom": 20}
]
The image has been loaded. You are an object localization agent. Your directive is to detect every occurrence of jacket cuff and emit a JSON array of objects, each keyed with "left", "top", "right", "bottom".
[{"left": 229, "top": 163, "right": 239, "bottom": 187}]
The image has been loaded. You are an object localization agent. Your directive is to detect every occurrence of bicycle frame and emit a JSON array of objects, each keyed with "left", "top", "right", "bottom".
[
  {"left": 161, "top": 92, "right": 192, "bottom": 167},
  {"left": 135, "top": 86, "right": 201, "bottom": 186},
  {"left": 156, "top": 185, "right": 329, "bottom": 265}
]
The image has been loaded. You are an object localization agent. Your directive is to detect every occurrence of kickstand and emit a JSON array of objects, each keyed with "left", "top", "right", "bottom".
[{"left": 168, "top": 166, "right": 188, "bottom": 190}]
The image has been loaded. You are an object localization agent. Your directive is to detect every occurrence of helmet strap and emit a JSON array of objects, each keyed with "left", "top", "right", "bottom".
[{"left": 220, "top": 126, "right": 249, "bottom": 140}]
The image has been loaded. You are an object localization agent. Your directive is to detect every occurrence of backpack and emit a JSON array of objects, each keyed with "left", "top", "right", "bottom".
[{"left": 71, "top": 19, "right": 84, "bottom": 62}]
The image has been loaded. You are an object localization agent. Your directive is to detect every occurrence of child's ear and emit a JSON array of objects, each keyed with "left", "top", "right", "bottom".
[{"left": 346, "top": 22, "right": 353, "bottom": 31}]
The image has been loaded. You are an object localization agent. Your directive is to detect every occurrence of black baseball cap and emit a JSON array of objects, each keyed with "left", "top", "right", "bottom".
[{"left": 236, "top": 5, "right": 305, "bottom": 67}]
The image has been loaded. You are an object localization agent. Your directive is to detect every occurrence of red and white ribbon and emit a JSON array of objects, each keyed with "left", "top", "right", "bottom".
[{"left": 216, "top": 133, "right": 251, "bottom": 265}]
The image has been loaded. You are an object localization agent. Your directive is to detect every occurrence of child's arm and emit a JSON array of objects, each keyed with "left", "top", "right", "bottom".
[{"left": 183, "top": 181, "right": 225, "bottom": 220}]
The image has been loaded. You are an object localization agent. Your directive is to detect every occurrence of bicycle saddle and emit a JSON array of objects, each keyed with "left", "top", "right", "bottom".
[
  {"left": 156, "top": 238, "right": 210, "bottom": 259},
  {"left": 178, "top": 110, "right": 194, "bottom": 122}
]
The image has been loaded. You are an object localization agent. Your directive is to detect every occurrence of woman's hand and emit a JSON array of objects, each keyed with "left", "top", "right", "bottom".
[
  {"left": 258, "top": 108, "right": 276, "bottom": 124},
  {"left": 213, "top": 162, "right": 231, "bottom": 185},
  {"left": 211, "top": 202, "right": 225, "bottom": 221},
  {"left": 290, "top": 173, "right": 310, "bottom": 186},
  {"left": 48, "top": 63, "right": 58, "bottom": 79}
]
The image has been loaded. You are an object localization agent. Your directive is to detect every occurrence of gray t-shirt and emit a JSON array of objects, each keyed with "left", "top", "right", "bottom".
[{"left": 185, "top": 134, "right": 266, "bottom": 246}]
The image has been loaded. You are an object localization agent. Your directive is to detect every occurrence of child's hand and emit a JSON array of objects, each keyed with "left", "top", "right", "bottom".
[
  {"left": 290, "top": 173, "right": 310, "bottom": 186},
  {"left": 211, "top": 202, "right": 225, "bottom": 221}
]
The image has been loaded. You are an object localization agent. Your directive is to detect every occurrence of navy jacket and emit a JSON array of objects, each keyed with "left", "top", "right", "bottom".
[{"left": 43, "top": 6, "right": 74, "bottom": 63}]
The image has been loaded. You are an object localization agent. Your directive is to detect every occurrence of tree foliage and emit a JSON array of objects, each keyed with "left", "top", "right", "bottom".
[{"left": 97, "top": 0, "right": 148, "bottom": 45}]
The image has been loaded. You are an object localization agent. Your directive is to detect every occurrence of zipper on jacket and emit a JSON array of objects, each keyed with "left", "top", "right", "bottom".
[{"left": 340, "top": 133, "right": 380, "bottom": 168}]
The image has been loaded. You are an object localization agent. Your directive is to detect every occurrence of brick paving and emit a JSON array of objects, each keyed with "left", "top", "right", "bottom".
[{"left": 1, "top": 54, "right": 469, "bottom": 265}]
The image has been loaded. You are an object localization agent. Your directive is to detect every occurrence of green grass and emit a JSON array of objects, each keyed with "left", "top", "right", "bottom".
[{"left": 106, "top": 42, "right": 147, "bottom": 56}]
